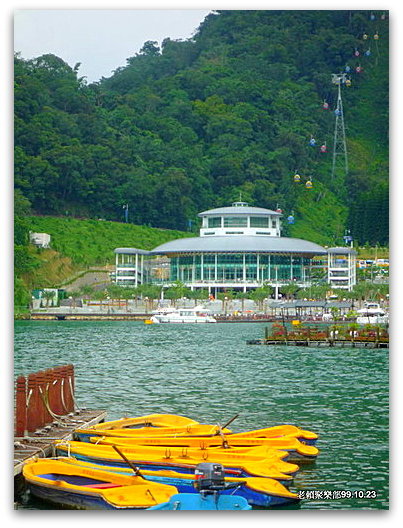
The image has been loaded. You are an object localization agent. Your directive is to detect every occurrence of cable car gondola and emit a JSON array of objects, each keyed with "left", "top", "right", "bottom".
[
  {"left": 320, "top": 143, "right": 327, "bottom": 153},
  {"left": 309, "top": 136, "right": 316, "bottom": 147},
  {"left": 305, "top": 179, "right": 313, "bottom": 189},
  {"left": 287, "top": 214, "right": 295, "bottom": 225},
  {"left": 293, "top": 172, "right": 301, "bottom": 183},
  {"left": 322, "top": 100, "right": 329, "bottom": 110}
]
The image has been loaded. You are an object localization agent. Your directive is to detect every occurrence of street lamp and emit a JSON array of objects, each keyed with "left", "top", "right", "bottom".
[{"left": 123, "top": 203, "right": 129, "bottom": 223}]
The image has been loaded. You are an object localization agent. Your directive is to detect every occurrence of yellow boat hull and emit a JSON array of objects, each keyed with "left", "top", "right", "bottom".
[
  {"left": 76, "top": 423, "right": 232, "bottom": 439},
  {"left": 89, "top": 434, "right": 318, "bottom": 460},
  {"left": 54, "top": 441, "right": 300, "bottom": 478},
  {"left": 60, "top": 456, "right": 296, "bottom": 490},
  {"left": 91, "top": 414, "right": 199, "bottom": 431},
  {"left": 23, "top": 458, "right": 177, "bottom": 509},
  {"left": 59, "top": 457, "right": 300, "bottom": 507}
]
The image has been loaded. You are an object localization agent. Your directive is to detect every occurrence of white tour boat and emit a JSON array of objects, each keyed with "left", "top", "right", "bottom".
[
  {"left": 356, "top": 302, "right": 389, "bottom": 325},
  {"left": 149, "top": 306, "right": 217, "bottom": 324}
]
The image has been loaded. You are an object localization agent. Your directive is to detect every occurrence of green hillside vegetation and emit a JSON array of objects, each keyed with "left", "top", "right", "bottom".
[
  {"left": 14, "top": 215, "right": 191, "bottom": 308},
  {"left": 27, "top": 215, "right": 192, "bottom": 267},
  {"left": 286, "top": 181, "right": 348, "bottom": 245}
]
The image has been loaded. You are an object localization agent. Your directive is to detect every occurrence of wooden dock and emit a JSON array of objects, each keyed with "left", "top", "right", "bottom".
[
  {"left": 14, "top": 408, "right": 107, "bottom": 477},
  {"left": 247, "top": 338, "right": 389, "bottom": 348}
]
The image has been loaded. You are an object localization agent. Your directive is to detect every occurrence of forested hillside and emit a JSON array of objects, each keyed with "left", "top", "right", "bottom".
[{"left": 14, "top": 10, "right": 389, "bottom": 245}]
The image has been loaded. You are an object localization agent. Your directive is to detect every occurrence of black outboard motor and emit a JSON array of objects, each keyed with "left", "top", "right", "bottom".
[
  {"left": 194, "top": 463, "right": 226, "bottom": 493},
  {"left": 194, "top": 462, "right": 241, "bottom": 496}
]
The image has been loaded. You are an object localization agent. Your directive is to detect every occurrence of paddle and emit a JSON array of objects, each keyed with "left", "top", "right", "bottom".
[
  {"left": 221, "top": 414, "right": 240, "bottom": 430},
  {"left": 112, "top": 445, "right": 145, "bottom": 479},
  {"left": 213, "top": 414, "right": 240, "bottom": 437}
]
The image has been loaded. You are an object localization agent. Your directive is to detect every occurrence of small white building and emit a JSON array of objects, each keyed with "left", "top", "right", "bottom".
[{"left": 30, "top": 232, "right": 51, "bottom": 248}]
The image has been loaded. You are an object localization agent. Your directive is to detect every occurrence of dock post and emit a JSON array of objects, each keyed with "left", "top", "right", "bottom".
[
  {"left": 27, "top": 373, "right": 40, "bottom": 432},
  {"left": 52, "top": 366, "right": 64, "bottom": 415},
  {"left": 59, "top": 365, "right": 69, "bottom": 413},
  {"left": 43, "top": 369, "right": 54, "bottom": 423},
  {"left": 15, "top": 376, "right": 27, "bottom": 437},
  {"left": 66, "top": 364, "right": 75, "bottom": 412},
  {"left": 36, "top": 370, "right": 48, "bottom": 429}
]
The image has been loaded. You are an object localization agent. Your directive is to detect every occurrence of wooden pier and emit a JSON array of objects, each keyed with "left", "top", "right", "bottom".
[
  {"left": 14, "top": 408, "right": 107, "bottom": 477},
  {"left": 14, "top": 363, "right": 107, "bottom": 489},
  {"left": 247, "top": 338, "right": 389, "bottom": 348}
]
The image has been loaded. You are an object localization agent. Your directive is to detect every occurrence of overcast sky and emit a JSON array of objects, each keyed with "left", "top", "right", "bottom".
[{"left": 14, "top": 9, "right": 212, "bottom": 83}]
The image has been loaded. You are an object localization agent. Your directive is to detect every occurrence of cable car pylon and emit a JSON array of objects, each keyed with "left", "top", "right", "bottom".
[{"left": 330, "top": 73, "right": 349, "bottom": 180}]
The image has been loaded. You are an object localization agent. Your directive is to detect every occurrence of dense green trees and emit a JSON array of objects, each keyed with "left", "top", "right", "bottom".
[{"left": 14, "top": 10, "right": 388, "bottom": 244}]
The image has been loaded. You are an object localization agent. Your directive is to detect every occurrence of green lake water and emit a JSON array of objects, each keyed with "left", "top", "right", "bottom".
[{"left": 14, "top": 320, "right": 389, "bottom": 510}]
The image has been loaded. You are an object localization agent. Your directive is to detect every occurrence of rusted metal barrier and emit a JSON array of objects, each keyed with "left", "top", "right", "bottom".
[{"left": 14, "top": 364, "right": 76, "bottom": 436}]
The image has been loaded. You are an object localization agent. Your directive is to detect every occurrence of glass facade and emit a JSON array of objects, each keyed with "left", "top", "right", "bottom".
[
  {"left": 223, "top": 217, "right": 248, "bottom": 227},
  {"left": 250, "top": 216, "right": 269, "bottom": 228},
  {"left": 169, "top": 254, "right": 312, "bottom": 284},
  {"left": 208, "top": 217, "right": 222, "bottom": 228}
]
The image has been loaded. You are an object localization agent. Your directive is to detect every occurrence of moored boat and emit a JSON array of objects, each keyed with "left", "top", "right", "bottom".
[
  {"left": 88, "top": 413, "right": 199, "bottom": 431},
  {"left": 58, "top": 457, "right": 299, "bottom": 507},
  {"left": 76, "top": 423, "right": 317, "bottom": 446},
  {"left": 75, "top": 423, "right": 233, "bottom": 443},
  {"left": 87, "top": 433, "right": 319, "bottom": 462},
  {"left": 149, "top": 306, "right": 216, "bottom": 324},
  {"left": 22, "top": 458, "right": 177, "bottom": 510},
  {"left": 356, "top": 302, "right": 388, "bottom": 324},
  {"left": 54, "top": 441, "right": 300, "bottom": 479}
]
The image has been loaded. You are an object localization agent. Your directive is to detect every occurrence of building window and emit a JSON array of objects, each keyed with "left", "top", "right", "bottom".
[
  {"left": 250, "top": 217, "right": 269, "bottom": 228},
  {"left": 271, "top": 220, "right": 277, "bottom": 228},
  {"left": 256, "top": 231, "right": 270, "bottom": 235},
  {"left": 223, "top": 217, "right": 248, "bottom": 227},
  {"left": 208, "top": 217, "right": 221, "bottom": 228},
  {"left": 204, "top": 232, "right": 216, "bottom": 235},
  {"left": 225, "top": 231, "right": 244, "bottom": 234}
]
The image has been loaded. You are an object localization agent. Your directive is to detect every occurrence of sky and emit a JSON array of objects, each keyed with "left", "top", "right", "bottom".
[{"left": 14, "top": 9, "right": 212, "bottom": 83}]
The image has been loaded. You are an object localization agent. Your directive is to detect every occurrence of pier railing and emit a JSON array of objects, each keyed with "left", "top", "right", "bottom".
[{"left": 15, "top": 364, "right": 76, "bottom": 437}]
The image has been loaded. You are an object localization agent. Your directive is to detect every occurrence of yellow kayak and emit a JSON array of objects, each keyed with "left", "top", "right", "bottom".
[
  {"left": 58, "top": 457, "right": 300, "bottom": 507},
  {"left": 23, "top": 458, "right": 177, "bottom": 509},
  {"left": 76, "top": 423, "right": 315, "bottom": 442},
  {"left": 54, "top": 441, "right": 300, "bottom": 479},
  {"left": 88, "top": 434, "right": 319, "bottom": 461},
  {"left": 75, "top": 423, "right": 232, "bottom": 441},
  {"left": 90, "top": 414, "right": 199, "bottom": 431}
]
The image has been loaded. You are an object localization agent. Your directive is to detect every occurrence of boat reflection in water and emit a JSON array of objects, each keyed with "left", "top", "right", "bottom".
[{"left": 148, "top": 306, "right": 217, "bottom": 324}]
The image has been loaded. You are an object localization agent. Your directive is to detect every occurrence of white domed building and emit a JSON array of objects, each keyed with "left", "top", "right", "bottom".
[{"left": 114, "top": 201, "right": 356, "bottom": 294}]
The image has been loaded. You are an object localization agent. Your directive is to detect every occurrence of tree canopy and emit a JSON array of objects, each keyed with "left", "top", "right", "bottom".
[{"left": 14, "top": 10, "right": 389, "bottom": 245}]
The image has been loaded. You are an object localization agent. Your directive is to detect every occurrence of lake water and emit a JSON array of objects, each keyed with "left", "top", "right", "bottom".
[{"left": 14, "top": 320, "right": 389, "bottom": 510}]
